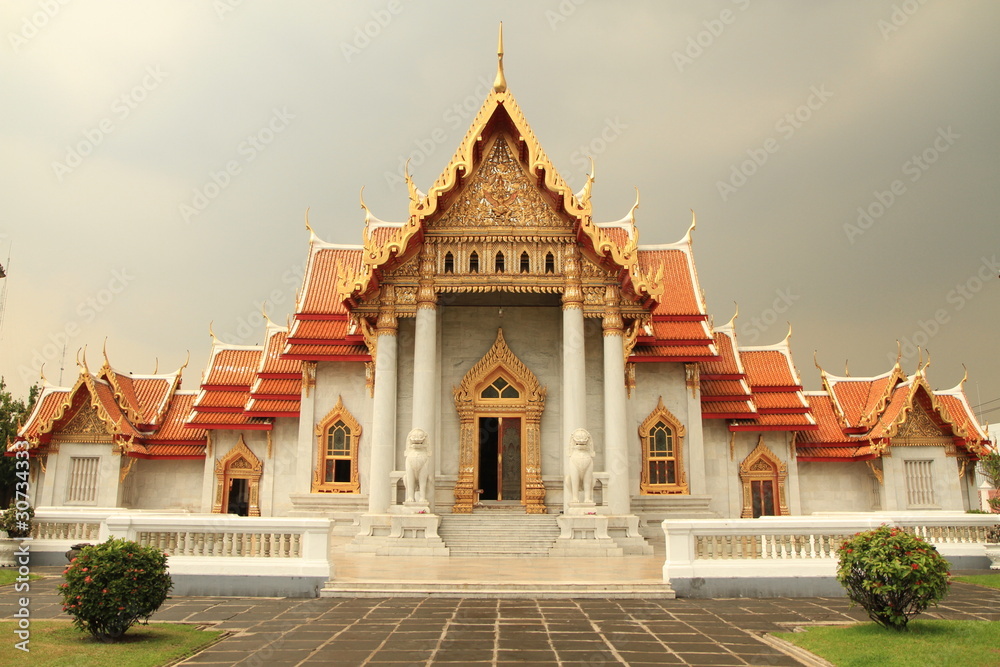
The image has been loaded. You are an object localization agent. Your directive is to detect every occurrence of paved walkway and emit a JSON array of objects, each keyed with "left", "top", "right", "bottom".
[{"left": 4, "top": 567, "right": 999, "bottom": 666}]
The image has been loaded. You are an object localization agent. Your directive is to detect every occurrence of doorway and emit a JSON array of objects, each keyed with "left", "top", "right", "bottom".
[
  {"left": 477, "top": 416, "right": 522, "bottom": 501},
  {"left": 226, "top": 478, "right": 250, "bottom": 516}
]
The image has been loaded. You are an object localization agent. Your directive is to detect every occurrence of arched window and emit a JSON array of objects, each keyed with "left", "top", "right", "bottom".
[
  {"left": 544, "top": 252, "right": 555, "bottom": 274},
  {"left": 495, "top": 251, "right": 505, "bottom": 273},
  {"left": 520, "top": 251, "right": 530, "bottom": 273},
  {"left": 469, "top": 251, "right": 479, "bottom": 273},
  {"left": 312, "top": 396, "right": 361, "bottom": 493},
  {"left": 480, "top": 375, "right": 520, "bottom": 400},
  {"left": 444, "top": 251, "right": 454, "bottom": 274},
  {"left": 639, "top": 397, "right": 688, "bottom": 494}
]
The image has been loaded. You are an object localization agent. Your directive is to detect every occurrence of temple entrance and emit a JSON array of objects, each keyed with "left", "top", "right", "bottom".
[
  {"left": 226, "top": 478, "right": 249, "bottom": 516},
  {"left": 477, "top": 416, "right": 522, "bottom": 501},
  {"left": 453, "top": 329, "right": 546, "bottom": 513}
]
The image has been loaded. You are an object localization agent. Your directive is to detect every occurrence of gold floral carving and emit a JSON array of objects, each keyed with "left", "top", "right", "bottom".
[
  {"left": 452, "top": 328, "right": 546, "bottom": 514},
  {"left": 896, "top": 404, "right": 946, "bottom": 439},
  {"left": 866, "top": 459, "right": 884, "bottom": 485},
  {"left": 301, "top": 361, "right": 317, "bottom": 399},
  {"left": 738, "top": 437, "right": 789, "bottom": 518},
  {"left": 602, "top": 285, "right": 623, "bottom": 335},
  {"left": 212, "top": 435, "right": 263, "bottom": 516},
  {"left": 58, "top": 404, "right": 113, "bottom": 440},
  {"left": 431, "top": 135, "right": 571, "bottom": 231},
  {"left": 684, "top": 363, "right": 700, "bottom": 398}
]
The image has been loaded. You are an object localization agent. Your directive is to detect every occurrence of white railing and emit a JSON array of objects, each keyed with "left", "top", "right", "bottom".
[{"left": 663, "top": 513, "right": 998, "bottom": 583}]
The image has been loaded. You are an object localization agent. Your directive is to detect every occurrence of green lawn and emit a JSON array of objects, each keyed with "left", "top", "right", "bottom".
[
  {"left": 0, "top": 569, "right": 39, "bottom": 586},
  {"left": 774, "top": 620, "right": 1000, "bottom": 667},
  {"left": 953, "top": 573, "right": 1000, "bottom": 590},
  {"left": 0, "top": 620, "right": 224, "bottom": 666}
]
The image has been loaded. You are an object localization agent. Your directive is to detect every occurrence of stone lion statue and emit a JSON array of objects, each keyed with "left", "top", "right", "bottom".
[
  {"left": 565, "top": 427, "right": 595, "bottom": 504},
  {"left": 404, "top": 428, "right": 431, "bottom": 503}
]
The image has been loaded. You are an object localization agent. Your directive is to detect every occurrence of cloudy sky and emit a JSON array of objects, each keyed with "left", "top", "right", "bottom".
[{"left": 2, "top": 1, "right": 998, "bottom": 423}]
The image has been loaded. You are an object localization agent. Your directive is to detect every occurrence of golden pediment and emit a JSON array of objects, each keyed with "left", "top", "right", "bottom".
[
  {"left": 430, "top": 135, "right": 572, "bottom": 233},
  {"left": 896, "top": 404, "right": 947, "bottom": 440},
  {"left": 54, "top": 404, "right": 113, "bottom": 442}
]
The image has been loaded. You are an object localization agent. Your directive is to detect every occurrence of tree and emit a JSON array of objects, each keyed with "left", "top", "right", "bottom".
[{"left": 0, "top": 379, "right": 39, "bottom": 507}]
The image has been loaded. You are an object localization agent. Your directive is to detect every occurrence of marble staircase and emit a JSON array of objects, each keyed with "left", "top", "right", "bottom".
[{"left": 438, "top": 510, "right": 560, "bottom": 557}]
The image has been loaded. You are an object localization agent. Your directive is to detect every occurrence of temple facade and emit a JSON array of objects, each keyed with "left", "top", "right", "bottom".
[{"left": 13, "top": 36, "right": 991, "bottom": 551}]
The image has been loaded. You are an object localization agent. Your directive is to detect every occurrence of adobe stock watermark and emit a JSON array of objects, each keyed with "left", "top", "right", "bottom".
[
  {"left": 219, "top": 258, "right": 306, "bottom": 345},
  {"left": 340, "top": 0, "right": 405, "bottom": 63},
  {"left": 214, "top": 0, "right": 246, "bottom": 20},
  {"left": 717, "top": 84, "right": 833, "bottom": 202},
  {"left": 843, "top": 126, "right": 959, "bottom": 244},
  {"left": 890, "top": 255, "right": 998, "bottom": 366},
  {"left": 878, "top": 0, "right": 928, "bottom": 40},
  {"left": 51, "top": 66, "right": 168, "bottom": 183},
  {"left": 673, "top": 0, "right": 752, "bottom": 73},
  {"left": 383, "top": 75, "right": 495, "bottom": 191},
  {"left": 566, "top": 117, "right": 628, "bottom": 188},
  {"left": 544, "top": 0, "right": 588, "bottom": 31},
  {"left": 7, "top": 0, "right": 71, "bottom": 53},
  {"left": 16, "top": 267, "right": 135, "bottom": 385},
  {"left": 179, "top": 107, "right": 295, "bottom": 223},
  {"left": 739, "top": 287, "right": 800, "bottom": 344}
]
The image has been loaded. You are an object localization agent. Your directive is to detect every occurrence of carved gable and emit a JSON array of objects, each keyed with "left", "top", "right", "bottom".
[
  {"left": 55, "top": 403, "right": 113, "bottom": 442},
  {"left": 897, "top": 404, "right": 947, "bottom": 439},
  {"left": 431, "top": 135, "right": 571, "bottom": 232}
]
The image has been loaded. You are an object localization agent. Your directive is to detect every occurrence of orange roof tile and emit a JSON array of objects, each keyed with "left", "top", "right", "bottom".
[
  {"left": 637, "top": 248, "right": 704, "bottom": 317},
  {"left": 702, "top": 400, "right": 757, "bottom": 417},
  {"left": 649, "top": 321, "right": 713, "bottom": 342},
  {"left": 246, "top": 399, "right": 300, "bottom": 414},
  {"left": 753, "top": 392, "right": 809, "bottom": 411},
  {"left": 194, "top": 391, "right": 250, "bottom": 409},
  {"left": 936, "top": 391, "right": 988, "bottom": 443},
  {"left": 187, "top": 411, "right": 265, "bottom": 427},
  {"left": 251, "top": 378, "right": 301, "bottom": 397},
  {"left": 15, "top": 387, "right": 69, "bottom": 444},
  {"left": 259, "top": 328, "right": 302, "bottom": 375},
  {"left": 298, "top": 246, "right": 364, "bottom": 315},
  {"left": 203, "top": 347, "right": 262, "bottom": 387},
  {"left": 797, "top": 445, "right": 875, "bottom": 460},
  {"left": 799, "top": 393, "right": 855, "bottom": 445},
  {"left": 732, "top": 412, "right": 817, "bottom": 429},
  {"left": 288, "top": 318, "right": 352, "bottom": 342},
  {"left": 282, "top": 343, "right": 370, "bottom": 359},
  {"left": 701, "top": 329, "right": 743, "bottom": 377},
  {"left": 701, "top": 379, "right": 751, "bottom": 400},
  {"left": 825, "top": 369, "right": 901, "bottom": 429},
  {"left": 149, "top": 393, "right": 205, "bottom": 442},
  {"left": 741, "top": 349, "right": 799, "bottom": 388},
  {"left": 141, "top": 444, "right": 205, "bottom": 458}
]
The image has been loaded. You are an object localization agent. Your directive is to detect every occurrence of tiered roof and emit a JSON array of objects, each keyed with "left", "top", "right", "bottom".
[
  {"left": 186, "top": 339, "right": 270, "bottom": 431},
  {"left": 246, "top": 322, "right": 302, "bottom": 418},
  {"left": 12, "top": 354, "right": 205, "bottom": 460},
  {"left": 730, "top": 332, "right": 817, "bottom": 432},
  {"left": 797, "top": 362, "right": 990, "bottom": 461}
]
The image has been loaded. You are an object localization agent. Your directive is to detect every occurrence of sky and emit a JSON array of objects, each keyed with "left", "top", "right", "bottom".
[{"left": 1, "top": 1, "right": 998, "bottom": 424}]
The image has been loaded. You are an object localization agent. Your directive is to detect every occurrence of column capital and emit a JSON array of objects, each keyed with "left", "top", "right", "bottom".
[
  {"left": 377, "top": 284, "right": 398, "bottom": 335},
  {"left": 416, "top": 244, "right": 438, "bottom": 309},
  {"left": 602, "top": 284, "right": 623, "bottom": 336},
  {"left": 561, "top": 247, "right": 583, "bottom": 309}
]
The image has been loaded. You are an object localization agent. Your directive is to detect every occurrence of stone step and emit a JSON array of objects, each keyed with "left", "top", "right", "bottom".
[
  {"left": 438, "top": 514, "right": 560, "bottom": 556},
  {"left": 320, "top": 581, "right": 676, "bottom": 599}
]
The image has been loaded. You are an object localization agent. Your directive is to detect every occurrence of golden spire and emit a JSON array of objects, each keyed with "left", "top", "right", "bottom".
[{"left": 493, "top": 22, "right": 506, "bottom": 93}]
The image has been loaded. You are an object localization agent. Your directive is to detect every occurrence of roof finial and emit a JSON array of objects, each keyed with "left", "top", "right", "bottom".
[
  {"left": 153, "top": 357, "right": 158, "bottom": 374},
  {"left": 813, "top": 350, "right": 823, "bottom": 372},
  {"left": 960, "top": 363, "right": 968, "bottom": 388},
  {"left": 683, "top": 209, "right": 697, "bottom": 243},
  {"left": 894, "top": 340, "right": 902, "bottom": 368},
  {"left": 783, "top": 321, "right": 792, "bottom": 343},
  {"left": 102, "top": 336, "right": 110, "bottom": 368},
  {"left": 844, "top": 359, "right": 850, "bottom": 377},
  {"left": 724, "top": 302, "right": 739, "bottom": 329},
  {"left": 493, "top": 22, "right": 507, "bottom": 93},
  {"left": 304, "top": 207, "right": 315, "bottom": 236},
  {"left": 179, "top": 350, "right": 190, "bottom": 373},
  {"left": 262, "top": 302, "right": 275, "bottom": 327},
  {"left": 39, "top": 363, "right": 48, "bottom": 386},
  {"left": 208, "top": 321, "right": 217, "bottom": 341}
]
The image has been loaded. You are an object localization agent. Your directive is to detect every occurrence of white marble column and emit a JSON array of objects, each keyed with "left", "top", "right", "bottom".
[
  {"left": 562, "top": 251, "right": 586, "bottom": 510},
  {"left": 602, "top": 286, "right": 630, "bottom": 515},
  {"left": 294, "top": 362, "right": 317, "bottom": 493},
  {"left": 367, "top": 289, "right": 398, "bottom": 514},
  {"left": 683, "top": 363, "right": 707, "bottom": 495},
  {"left": 411, "top": 247, "right": 438, "bottom": 508}
]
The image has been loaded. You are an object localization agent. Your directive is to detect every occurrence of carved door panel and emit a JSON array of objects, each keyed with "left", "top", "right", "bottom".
[
  {"left": 500, "top": 417, "right": 521, "bottom": 501},
  {"left": 751, "top": 480, "right": 776, "bottom": 518}
]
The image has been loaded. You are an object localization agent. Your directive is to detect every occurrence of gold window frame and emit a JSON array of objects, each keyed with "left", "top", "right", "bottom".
[
  {"left": 639, "top": 397, "right": 688, "bottom": 495},
  {"left": 312, "top": 396, "right": 361, "bottom": 493}
]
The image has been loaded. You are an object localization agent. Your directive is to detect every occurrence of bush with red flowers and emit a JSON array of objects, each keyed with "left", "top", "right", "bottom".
[
  {"left": 836, "top": 525, "right": 950, "bottom": 631},
  {"left": 60, "top": 537, "right": 173, "bottom": 642}
]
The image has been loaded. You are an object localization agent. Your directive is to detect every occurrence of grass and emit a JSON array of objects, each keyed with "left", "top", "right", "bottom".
[
  {"left": 953, "top": 573, "right": 1000, "bottom": 590},
  {"left": 774, "top": 620, "right": 1000, "bottom": 667},
  {"left": 0, "top": 620, "right": 224, "bottom": 666},
  {"left": 0, "top": 569, "right": 40, "bottom": 586}
]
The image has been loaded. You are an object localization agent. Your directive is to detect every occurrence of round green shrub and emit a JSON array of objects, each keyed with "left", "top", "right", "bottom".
[
  {"left": 60, "top": 537, "right": 173, "bottom": 643},
  {"left": 836, "top": 525, "right": 950, "bottom": 631}
]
